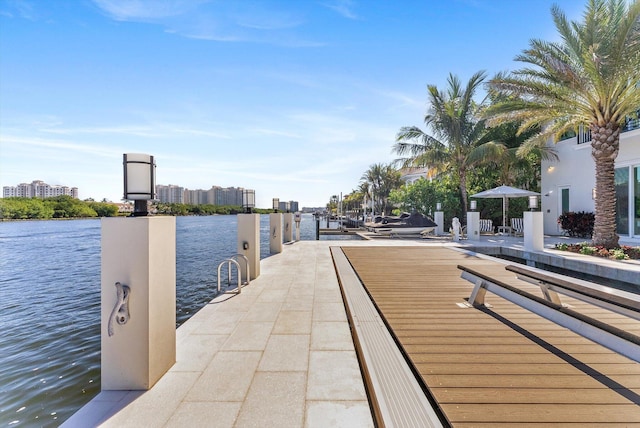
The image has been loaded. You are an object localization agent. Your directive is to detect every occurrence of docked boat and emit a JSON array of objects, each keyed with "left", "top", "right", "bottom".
[{"left": 365, "top": 212, "right": 437, "bottom": 235}]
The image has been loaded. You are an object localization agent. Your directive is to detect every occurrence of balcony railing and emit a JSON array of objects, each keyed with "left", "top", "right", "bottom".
[{"left": 559, "top": 108, "right": 640, "bottom": 144}]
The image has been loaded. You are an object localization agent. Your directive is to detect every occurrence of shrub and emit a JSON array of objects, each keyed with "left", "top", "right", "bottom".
[
  {"left": 554, "top": 242, "right": 639, "bottom": 260},
  {"left": 557, "top": 211, "right": 595, "bottom": 238}
]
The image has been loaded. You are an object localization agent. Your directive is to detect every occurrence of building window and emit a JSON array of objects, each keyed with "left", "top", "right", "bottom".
[
  {"left": 635, "top": 166, "right": 640, "bottom": 236},
  {"left": 615, "top": 167, "right": 630, "bottom": 235},
  {"left": 561, "top": 188, "right": 570, "bottom": 214}
]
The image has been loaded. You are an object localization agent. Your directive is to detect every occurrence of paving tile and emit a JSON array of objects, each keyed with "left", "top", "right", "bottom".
[
  {"left": 192, "top": 310, "right": 244, "bottom": 335},
  {"left": 221, "top": 321, "right": 274, "bottom": 351},
  {"left": 241, "top": 301, "right": 282, "bottom": 322},
  {"left": 312, "top": 302, "right": 347, "bottom": 322},
  {"left": 311, "top": 322, "right": 354, "bottom": 351},
  {"left": 185, "top": 351, "right": 262, "bottom": 402},
  {"left": 256, "top": 288, "right": 289, "bottom": 302},
  {"left": 307, "top": 351, "right": 367, "bottom": 401},
  {"left": 305, "top": 401, "right": 374, "bottom": 428},
  {"left": 172, "top": 334, "right": 228, "bottom": 372},
  {"left": 273, "top": 310, "right": 312, "bottom": 334},
  {"left": 165, "top": 402, "right": 241, "bottom": 428},
  {"left": 283, "top": 294, "right": 314, "bottom": 311},
  {"left": 235, "top": 372, "right": 306, "bottom": 428},
  {"left": 212, "top": 292, "right": 259, "bottom": 312},
  {"left": 258, "top": 335, "right": 310, "bottom": 372},
  {"left": 288, "top": 284, "right": 315, "bottom": 297},
  {"left": 99, "top": 371, "right": 200, "bottom": 428},
  {"left": 314, "top": 288, "right": 343, "bottom": 302}
]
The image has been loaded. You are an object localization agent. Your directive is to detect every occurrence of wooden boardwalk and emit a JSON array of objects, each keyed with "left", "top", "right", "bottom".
[{"left": 339, "top": 246, "right": 640, "bottom": 427}]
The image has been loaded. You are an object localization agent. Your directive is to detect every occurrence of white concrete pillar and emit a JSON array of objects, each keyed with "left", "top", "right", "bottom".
[
  {"left": 434, "top": 211, "right": 444, "bottom": 235},
  {"left": 283, "top": 213, "right": 294, "bottom": 243},
  {"left": 524, "top": 211, "right": 544, "bottom": 252},
  {"left": 101, "top": 216, "right": 176, "bottom": 390},
  {"left": 238, "top": 213, "right": 260, "bottom": 280},
  {"left": 270, "top": 213, "right": 283, "bottom": 254},
  {"left": 466, "top": 211, "right": 480, "bottom": 241},
  {"left": 294, "top": 212, "right": 301, "bottom": 241}
]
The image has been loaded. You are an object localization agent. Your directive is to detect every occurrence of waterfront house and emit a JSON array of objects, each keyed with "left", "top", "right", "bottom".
[{"left": 541, "top": 111, "right": 640, "bottom": 241}]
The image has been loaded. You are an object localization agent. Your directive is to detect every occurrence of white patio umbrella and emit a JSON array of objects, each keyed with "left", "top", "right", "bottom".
[{"left": 470, "top": 185, "right": 540, "bottom": 230}]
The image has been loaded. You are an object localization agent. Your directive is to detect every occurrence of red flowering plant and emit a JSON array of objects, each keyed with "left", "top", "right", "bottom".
[{"left": 554, "top": 242, "right": 640, "bottom": 260}]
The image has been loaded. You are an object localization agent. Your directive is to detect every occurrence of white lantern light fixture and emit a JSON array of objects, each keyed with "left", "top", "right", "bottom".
[
  {"left": 436, "top": 202, "right": 442, "bottom": 211},
  {"left": 470, "top": 200, "right": 477, "bottom": 211},
  {"left": 242, "top": 189, "right": 255, "bottom": 214},
  {"left": 272, "top": 198, "right": 279, "bottom": 213},
  {"left": 529, "top": 195, "right": 538, "bottom": 211},
  {"left": 123, "top": 153, "right": 156, "bottom": 216}
]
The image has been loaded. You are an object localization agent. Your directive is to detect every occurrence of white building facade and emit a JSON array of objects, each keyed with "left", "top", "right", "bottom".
[
  {"left": 541, "top": 119, "right": 640, "bottom": 240},
  {"left": 3, "top": 180, "right": 79, "bottom": 199},
  {"left": 156, "top": 184, "right": 185, "bottom": 204}
]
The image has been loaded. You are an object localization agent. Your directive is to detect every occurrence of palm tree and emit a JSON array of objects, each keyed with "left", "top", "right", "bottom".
[
  {"left": 394, "top": 71, "right": 488, "bottom": 219},
  {"left": 360, "top": 163, "right": 402, "bottom": 215},
  {"left": 486, "top": 0, "right": 640, "bottom": 248}
]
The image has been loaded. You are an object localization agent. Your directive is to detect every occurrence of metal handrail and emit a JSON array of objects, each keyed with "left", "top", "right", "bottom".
[
  {"left": 217, "top": 258, "right": 242, "bottom": 294},
  {"left": 229, "top": 253, "right": 250, "bottom": 285}
]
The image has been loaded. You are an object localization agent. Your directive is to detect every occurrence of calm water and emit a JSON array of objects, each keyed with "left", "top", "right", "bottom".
[{"left": 0, "top": 214, "right": 348, "bottom": 427}]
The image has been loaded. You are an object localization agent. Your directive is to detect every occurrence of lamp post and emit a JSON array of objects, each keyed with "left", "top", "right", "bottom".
[
  {"left": 272, "top": 198, "right": 279, "bottom": 213},
  {"left": 467, "top": 200, "right": 480, "bottom": 241},
  {"left": 123, "top": 153, "right": 155, "bottom": 216},
  {"left": 434, "top": 202, "right": 444, "bottom": 235},
  {"left": 102, "top": 153, "right": 175, "bottom": 390},
  {"left": 528, "top": 195, "right": 538, "bottom": 211},
  {"left": 242, "top": 189, "right": 255, "bottom": 214},
  {"left": 238, "top": 189, "right": 260, "bottom": 279}
]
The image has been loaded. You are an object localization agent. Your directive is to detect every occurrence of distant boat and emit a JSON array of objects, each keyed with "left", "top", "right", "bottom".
[{"left": 365, "top": 212, "right": 437, "bottom": 235}]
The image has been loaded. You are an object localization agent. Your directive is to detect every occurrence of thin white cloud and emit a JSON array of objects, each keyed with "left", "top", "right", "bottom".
[
  {"left": 0, "top": 0, "right": 36, "bottom": 20},
  {"left": 91, "top": 0, "right": 325, "bottom": 47},
  {"left": 92, "top": 0, "right": 206, "bottom": 21},
  {"left": 1, "top": 135, "right": 118, "bottom": 158},
  {"left": 321, "top": 0, "right": 359, "bottom": 20},
  {"left": 38, "top": 124, "right": 231, "bottom": 140}
]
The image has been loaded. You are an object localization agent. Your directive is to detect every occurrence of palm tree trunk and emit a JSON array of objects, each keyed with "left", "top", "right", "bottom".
[
  {"left": 590, "top": 123, "right": 620, "bottom": 249},
  {"left": 459, "top": 169, "right": 468, "bottom": 222}
]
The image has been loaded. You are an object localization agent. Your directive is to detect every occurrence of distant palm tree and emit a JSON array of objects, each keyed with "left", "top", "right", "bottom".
[
  {"left": 394, "top": 71, "right": 488, "bottom": 219},
  {"left": 360, "top": 163, "right": 402, "bottom": 215},
  {"left": 486, "top": 0, "right": 640, "bottom": 248}
]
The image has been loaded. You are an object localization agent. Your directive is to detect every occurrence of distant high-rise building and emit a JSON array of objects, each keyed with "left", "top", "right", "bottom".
[
  {"left": 157, "top": 184, "right": 250, "bottom": 206},
  {"left": 278, "top": 200, "right": 299, "bottom": 212},
  {"left": 2, "top": 180, "right": 78, "bottom": 199},
  {"left": 156, "top": 184, "right": 184, "bottom": 203}
]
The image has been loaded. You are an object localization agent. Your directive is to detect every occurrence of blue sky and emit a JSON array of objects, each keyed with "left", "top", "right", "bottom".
[{"left": 0, "top": 0, "right": 585, "bottom": 208}]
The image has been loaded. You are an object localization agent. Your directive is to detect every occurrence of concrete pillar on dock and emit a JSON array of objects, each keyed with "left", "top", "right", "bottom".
[
  {"left": 270, "top": 213, "right": 283, "bottom": 254},
  {"left": 294, "top": 212, "right": 301, "bottom": 241},
  {"left": 283, "top": 213, "right": 294, "bottom": 243},
  {"left": 101, "top": 216, "right": 176, "bottom": 390},
  {"left": 434, "top": 211, "right": 444, "bottom": 235},
  {"left": 524, "top": 211, "right": 544, "bottom": 252},
  {"left": 238, "top": 213, "right": 260, "bottom": 280},
  {"left": 466, "top": 211, "right": 480, "bottom": 241}
]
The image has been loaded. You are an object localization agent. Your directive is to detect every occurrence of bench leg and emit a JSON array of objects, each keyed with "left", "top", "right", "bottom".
[{"left": 469, "top": 278, "right": 488, "bottom": 306}]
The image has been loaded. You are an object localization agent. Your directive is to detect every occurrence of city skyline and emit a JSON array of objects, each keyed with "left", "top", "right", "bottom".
[{"left": 0, "top": 0, "right": 585, "bottom": 207}]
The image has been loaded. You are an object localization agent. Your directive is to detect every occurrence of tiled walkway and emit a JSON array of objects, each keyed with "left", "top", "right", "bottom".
[
  {"left": 64, "top": 241, "right": 386, "bottom": 428},
  {"left": 62, "top": 236, "right": 639, "bottom": 427}
]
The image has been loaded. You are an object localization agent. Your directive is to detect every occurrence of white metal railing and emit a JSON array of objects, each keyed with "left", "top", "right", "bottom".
[{"left": 217, "top": 253, "right": 250, "bottom": 294}]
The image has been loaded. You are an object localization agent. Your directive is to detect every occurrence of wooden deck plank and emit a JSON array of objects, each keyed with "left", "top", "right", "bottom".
[{"left": 340, "top": 246, "right": 640, "bottom": 426}]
